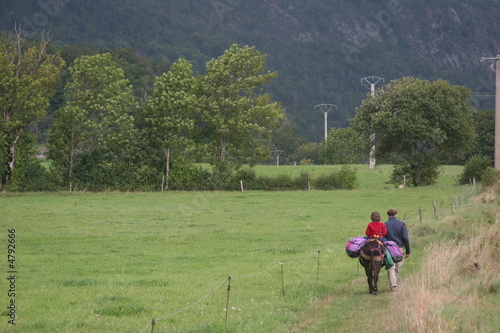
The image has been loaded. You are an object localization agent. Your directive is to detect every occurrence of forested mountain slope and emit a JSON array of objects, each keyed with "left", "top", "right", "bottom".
[{"left": 1, "top": 0, "right": 499, "bottom": 141}]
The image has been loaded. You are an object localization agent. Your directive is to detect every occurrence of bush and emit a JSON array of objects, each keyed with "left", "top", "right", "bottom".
[
  {"left": 228, "top": 169, "right": 355, "bottom": 191},
  {"left": 481, "top": 168, "right": 500, "bottom": 187},
  {"left": 312, "top": 166, "right": 357, "bottom": 190},
  {"left": 17, "top": 160, "right": 60, "bottom": 191},
  {"left": 233, "top": 167, "right": 256, "bottom": 184},
  {"left": 170, "top": 164, "right": 213, "bottom": 191},
  {"left": 263, "top": 174, "right": 295, "bottom": 190},
  {"left": 459, "top": 155, "right": 492, "bottom": 184},
  {"left": 338, "top": 165, "right": 358, "bottom": 189},
  {"left": 313, "top": 172, "right": 342, "bottom": 190},
  {"left": 294, "top": 172, "right": 311, "bottom": 190}
]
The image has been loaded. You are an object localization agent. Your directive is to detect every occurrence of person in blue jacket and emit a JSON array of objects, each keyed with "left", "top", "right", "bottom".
[{"left": 385, "top": 208, "right": 410, "bottom": 292}]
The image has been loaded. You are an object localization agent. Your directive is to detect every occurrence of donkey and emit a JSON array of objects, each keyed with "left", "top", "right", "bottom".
[{"left": 359, "top": 238, "right": 386, "bottom": 295}]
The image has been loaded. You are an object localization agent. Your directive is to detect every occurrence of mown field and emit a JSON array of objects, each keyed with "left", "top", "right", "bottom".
[{"left": 0, "top": 165, "right": 471, "bottom": 332}]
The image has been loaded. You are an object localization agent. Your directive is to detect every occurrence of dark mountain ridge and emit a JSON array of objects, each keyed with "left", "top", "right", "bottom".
[{"left": 1, "top": 0, "right": 499, "bottom": 141}]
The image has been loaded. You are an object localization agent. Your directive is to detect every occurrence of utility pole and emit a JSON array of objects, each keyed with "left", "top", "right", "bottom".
[
  {"left": 361, "top": 76, "right": 385, "bottom": 169},
  {"left": 314, "top": 104, "right": 337, "bottom": 143},
  {"left": 481, "top": 56, "right": 500, "bottom": 170},
  {"left": 271, "top": 150, "right": 285, "bottom": 166}
]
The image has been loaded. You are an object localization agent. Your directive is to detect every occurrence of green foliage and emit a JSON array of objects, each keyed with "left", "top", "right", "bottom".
[
  {"left": 0, "top": 32, "right": 65, "bottom": 188},
  {"left": 459, "top": 154, "right": 493, "bottom": 184},
  {"left": 5, "top": 135, "right": 60, "bottom": 191},
  {"left": 292, "top": 142, "right": 321, "bottom": 164},
  {"left": 201, "top": 44, "right": 285, "bottom": 179},
  {"left": 314, "top": 165, "right": 357, "bottom": 190},
  {"left": 300, "top": 159, "right": 315, "bottom": 165},
  {"left": 48, "top": 53, "right": 137, "bottom": 188},
  {"left": 338, "top": 165, "right": 358, "bottom": 189},
  {"left": 257, "top": 173, "right": 295, "bottom": 190},
  {"left": 234, "top": 166, "right": 257, "bottom": 183},
  {"left": 482, "top": 168, "right": 500, "bottom": 187},
  {"left": 320, "top": 127, "right": 367, "bottom": 164},
  {"left": 390, "top": 157, "right": 441, "bottom": 187},
  {"left": 170, "top": 163, "right": 212, "bottom": 191},
  {"left": 141, "top": 58, "right": 198, "bottom": 191},
  {"left": 271, "top": 121, "right": 307, "bottom": 159},
  {"left": 471, "top": 109, "right": 494, "bottom": 160},
  {"left": 228, "top": 167, "right": 355, "bottom": 191},
  {"left": 354, "top": 77, "right": 476, "bottom": 186},
  {"left": 2, "top": 1, "right": 497, "bottom": 142}
]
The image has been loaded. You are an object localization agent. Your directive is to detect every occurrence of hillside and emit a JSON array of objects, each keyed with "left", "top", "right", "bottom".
[{"left": 1, "top": 0, "right": 499, "bottom": 141}]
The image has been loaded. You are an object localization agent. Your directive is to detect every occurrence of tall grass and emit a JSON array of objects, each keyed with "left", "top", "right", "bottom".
[{"left": 387, "top": 185, "right": 500, "bottom": 333}]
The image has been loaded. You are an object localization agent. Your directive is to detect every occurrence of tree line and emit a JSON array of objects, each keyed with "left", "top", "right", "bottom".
[
  {"left": 3, "top": 0, "right": 496, "bottom": 143},
  {"left": 0, "top": 30, "right": 493, "bottom": 191},
  {"left": 1, "top": 30, "right": 286, "bottom": 191}
]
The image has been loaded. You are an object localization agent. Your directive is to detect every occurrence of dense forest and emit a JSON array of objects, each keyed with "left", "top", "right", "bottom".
[{"left": 1, "top": 0, "right": 498, "bottom": 141}]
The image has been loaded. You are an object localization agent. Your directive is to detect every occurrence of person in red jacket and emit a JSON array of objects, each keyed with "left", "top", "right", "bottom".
[{"left": 365, "top": 211, "right": 387, "bottom": 240}]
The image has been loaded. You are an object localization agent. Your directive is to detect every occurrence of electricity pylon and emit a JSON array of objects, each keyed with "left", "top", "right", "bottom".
[
  {"left": 314, "top": 104, "right": 337, "bottom": 143},
  {"left": 271, "top": 150, "right": 285, "bottom": 166},
  {"left": 361, "top": 76, "right": 385, "bottom": 169}
]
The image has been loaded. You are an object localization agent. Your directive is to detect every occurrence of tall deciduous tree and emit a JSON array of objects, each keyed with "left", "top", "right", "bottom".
[
  {"left": 0, "top": 30, "right": 65, "bottom": 188},
  {"left": 143, "top": 58, "right": 197, "bottom": 191},
  {"left": 48, "top": 53, "right": 136, "bottom": 188},
  {"left": 353, "top": 77, "right": 476, "bottom": 186},
  {"left": 201, "top": 44, "right": 284, "bottom": 180}
]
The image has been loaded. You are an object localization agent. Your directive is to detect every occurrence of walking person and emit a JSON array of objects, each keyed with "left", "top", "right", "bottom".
[{"left": 384, "top": 209, "right": 410, "bottom": 291}]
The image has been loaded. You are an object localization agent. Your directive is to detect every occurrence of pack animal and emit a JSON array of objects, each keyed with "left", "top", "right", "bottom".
[{"left": 359, "top": 239, "right": 386, "bottom": 295}]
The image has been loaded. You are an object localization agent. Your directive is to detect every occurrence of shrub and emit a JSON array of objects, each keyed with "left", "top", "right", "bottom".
[
  {"left": 312, "top": 166, "right": 357, "bottom": 190},
  {"left": 233, "top": 167, "right": 257, "bottom": 184},
  {"left": 17, "top": 159, "right": 60, "bottom": 191},
  {"left": 481, "top": 168, "right": 500, "bottom": 187},
  {"left": 267, "top": 174, "right": 295, "bottom": 190},
  {"left": 313, "top": 172, "right": 342, "bottom": 190},
  {"left": 293, "top": 172, "right": 311, "bottom": 190},
  {"left": 338, "top": 165, "right": 358, "bottom": 189},
  {"left": 170, "top": 164, "right": 213, "bottom": 191},
  {"left": 459, "top": 155, "right": 492, "bottom": 184}
]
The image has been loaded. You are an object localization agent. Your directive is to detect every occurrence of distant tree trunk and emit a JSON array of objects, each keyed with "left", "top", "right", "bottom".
[
  {"left": 219, "top": 141, "right": 227, "bottom": 163},
  {"left": 2, "top": 130, "right": 22, "bottom": 187},
  {"left": 69, "top": 128, "right": 76, "bottom": 183}
]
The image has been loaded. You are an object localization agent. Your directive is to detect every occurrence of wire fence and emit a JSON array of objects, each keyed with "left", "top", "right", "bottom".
[{"left": 140, "top": 185, "right": 476, "bottom": 332}]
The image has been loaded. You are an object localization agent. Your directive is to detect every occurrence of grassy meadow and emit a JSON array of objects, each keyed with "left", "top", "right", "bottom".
[{"left": 0, "top": 164, "right": 477, "bottom": 332}]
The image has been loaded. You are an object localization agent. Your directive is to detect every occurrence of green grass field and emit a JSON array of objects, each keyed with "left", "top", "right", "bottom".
[{"left": 1, "top": 165, "right": 470, "bottom": 332}]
